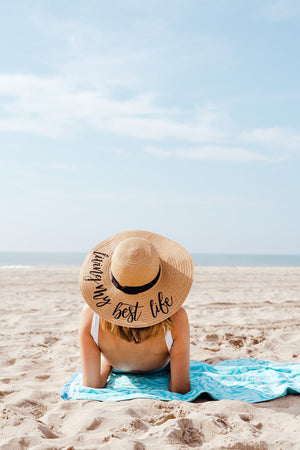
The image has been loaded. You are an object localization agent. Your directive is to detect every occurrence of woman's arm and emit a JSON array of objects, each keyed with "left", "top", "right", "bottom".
[
  {"left": 78, "top": 305, "right": 105, "bottom": 388},
  {"left": 169, "top": 307, "right": 191, "bottom": 394}
]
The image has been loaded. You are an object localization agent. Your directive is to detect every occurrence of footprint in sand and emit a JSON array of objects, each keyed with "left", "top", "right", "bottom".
[
  {"left": 167, "top": 417, "right": 204, "bottom": 447},
  {"left": 14, "top": 398, "right": 47, "bottom": 419},
  {"left": 85, "top": 416, "right": 104, "bottom": 431},
  {"left": 205, "top": 333, "right": 219, "bottom": 343},
  {"left": 225, "top": 333, "right": 247, "bottom": 348},
  {"left": 35, "top": 374, "right": 51, "bottom": 381},
  {"left": 251, "top": 336, "right": 265, "bottom": 345},
  {"left": 150, "top": 413, "right": 176, "bottom": 426},
  {"left": 0, "top": 389, "right": 14, "bottom": 400},
  {"left": 239, "top": 414, "right": 264, "bottom": 436},
  {"left": 37, "top": 421, "right": 60, "bottom": 439}
]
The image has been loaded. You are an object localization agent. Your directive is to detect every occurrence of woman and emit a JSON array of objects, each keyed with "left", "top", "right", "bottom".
[{"left": 78, "top": 230, "right": 194, "bottom": 394}]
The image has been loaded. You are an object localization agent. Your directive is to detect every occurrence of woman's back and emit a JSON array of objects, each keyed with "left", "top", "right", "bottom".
[
  {"left": 83, "top": 305, "right": 172, "bottom": 372},
  {"left": 79, "top": 305, "right": 191, "bottom": 393}
]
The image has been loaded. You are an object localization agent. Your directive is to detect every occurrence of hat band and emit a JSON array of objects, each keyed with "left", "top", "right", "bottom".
[{"left": 111, "top": 266, "right": 161, "bottom": 295}]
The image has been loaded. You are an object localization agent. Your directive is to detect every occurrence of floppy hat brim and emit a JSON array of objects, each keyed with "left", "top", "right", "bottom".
[{"left": 79, "top": 230, "right": 194, "bottom": 327}]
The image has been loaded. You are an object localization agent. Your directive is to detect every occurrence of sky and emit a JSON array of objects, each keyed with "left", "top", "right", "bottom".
[{"left": 0, "top": 0, "right": 300, "bottom": 254}]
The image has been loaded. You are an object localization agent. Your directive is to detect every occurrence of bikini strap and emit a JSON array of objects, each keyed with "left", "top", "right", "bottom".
[
  {"left": 90, "top": 312, "right": 100, "bottom": 347},
  {"left": 165, "top": 329, "right": 173, "bottom": 352}
]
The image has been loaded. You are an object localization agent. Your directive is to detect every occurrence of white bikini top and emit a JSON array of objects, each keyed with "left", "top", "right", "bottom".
[{"left": 90, "top": 312, "right": 173, "bottom": 352}]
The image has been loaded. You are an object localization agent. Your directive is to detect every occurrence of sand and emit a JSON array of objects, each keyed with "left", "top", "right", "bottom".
[{"left": 0, "top": 266, "right": 299, "bottom": 449}]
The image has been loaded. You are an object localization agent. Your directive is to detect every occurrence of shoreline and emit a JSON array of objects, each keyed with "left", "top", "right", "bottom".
[{"left": 1, "top": 264, "right": 300, "bottom": 269}]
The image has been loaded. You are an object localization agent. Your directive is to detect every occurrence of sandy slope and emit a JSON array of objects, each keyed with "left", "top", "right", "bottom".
[{"left": 0, "top": 266, "right": 299, "bottom": 449}]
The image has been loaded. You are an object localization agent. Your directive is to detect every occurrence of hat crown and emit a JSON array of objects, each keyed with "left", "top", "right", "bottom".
[{"left": 111, "top": 238, "right": 160, "bottom": 287}]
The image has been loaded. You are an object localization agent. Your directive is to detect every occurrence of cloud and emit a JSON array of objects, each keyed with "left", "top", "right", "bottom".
[
  {"left": 146, "top": 125, "right": 300, "bottom": 162},
  {"left": 42, "top": 187, "right": 270, "bottom": 209},
  {"left": 241, "top": 127, "right": 300, "bottom": 162},
  {"left": 145, "top": 145, "right": 275, "bottom": 162},
  {"left": 261, "top": 0, "right": 300, "bottom": 22},
  {"left": 0, "top": 12, "right": 299, "bottom": 163},
  {"left": 98, "top": 106, "right": 230, "bottom": 142},
  {"left": 0, "top": 73, "right": 164, "bottom": 137},
  {"left": 31, "top": 11, "right": 234, "bottom": 91},
  {"left": 0, "top": 72, "right": 299, "bottom": 162},
  {"left": 0, "top": 72, "right": 229, "bottom": 140}
]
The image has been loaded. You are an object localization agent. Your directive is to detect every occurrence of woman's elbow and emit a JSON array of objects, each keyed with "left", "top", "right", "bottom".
[
  {"left": 82, "top": 374, "right": 104, "bottom": 389},
  {"left": 169, "top": 380, "right": 191, "bottom": 394},
  {"left": 82, "top": 380, "right": 105, "bottom": 389}
]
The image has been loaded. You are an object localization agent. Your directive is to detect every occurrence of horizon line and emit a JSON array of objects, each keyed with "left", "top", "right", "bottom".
[{"left": 0, "top": 250, "right": 300, "bottom": 256}]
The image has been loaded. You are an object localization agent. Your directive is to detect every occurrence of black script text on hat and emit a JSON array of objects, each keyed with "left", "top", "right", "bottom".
[
  {"left": 112, "top": 301, "right": 144, "bottom": 323},
  {"left": 84, "top": 252, "right": 109, "bottom": 283},
  {"left": 150, "top": 292, "right": 173, "bottom": 318}
]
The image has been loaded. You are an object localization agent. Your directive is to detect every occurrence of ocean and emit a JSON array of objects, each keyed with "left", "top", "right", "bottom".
[{"left": 0, "top": 252, "right": 300, "bottom": 268}]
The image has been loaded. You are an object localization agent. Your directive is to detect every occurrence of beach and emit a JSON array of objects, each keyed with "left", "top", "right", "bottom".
[{"left": 0, "top": 266, "right": 299, "bottom": 449}]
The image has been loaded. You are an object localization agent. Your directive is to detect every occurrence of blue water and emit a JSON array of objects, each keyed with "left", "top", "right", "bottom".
[
  {"left": 0, "top": 252, "right": 86, "bottom": 268},
  {"left": 192, "top": 253, "right": 300, "bottom": 267},
  {"left": 0, "top": 252, "right": 300, "bottom": 267}
]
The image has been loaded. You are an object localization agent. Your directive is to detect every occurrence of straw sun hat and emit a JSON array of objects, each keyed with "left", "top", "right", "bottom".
[{"left": 79, "top": 230, "right": 194, "bottom": 328}]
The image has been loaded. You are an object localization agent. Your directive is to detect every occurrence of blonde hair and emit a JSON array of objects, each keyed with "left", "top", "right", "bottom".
[{"left": 100, "top": 317, "right": 173, "bottom": 344}]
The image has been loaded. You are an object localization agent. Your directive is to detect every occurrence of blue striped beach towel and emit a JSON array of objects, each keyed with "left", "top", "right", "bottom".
[{"left": 61, "top": 359, "right": 300, "bottom": 403}]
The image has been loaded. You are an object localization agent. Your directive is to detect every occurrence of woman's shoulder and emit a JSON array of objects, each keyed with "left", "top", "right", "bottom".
[
  {"left": 79, "top": 304, "right": 94, "bottom": 333},
  {"left": 171, "top": 307, "right": 189, "bottom": 338},
  {"left": 171, "top": 307, "right": 189, "bottom": 324}
]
